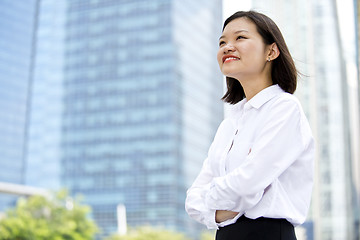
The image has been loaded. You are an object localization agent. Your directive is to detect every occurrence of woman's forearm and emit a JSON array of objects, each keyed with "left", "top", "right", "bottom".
[{"left": 215, "top": 210, "right": 239, "bottom": 223}]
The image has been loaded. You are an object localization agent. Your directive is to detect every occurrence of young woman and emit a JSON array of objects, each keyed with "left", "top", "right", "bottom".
[{"left": 185, "top": 11, "right": 314, "bottom": 240}]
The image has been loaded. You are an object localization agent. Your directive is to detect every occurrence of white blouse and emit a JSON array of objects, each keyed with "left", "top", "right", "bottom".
[{"left": 185, "top": 84, "right": 315, "bottom": 229}]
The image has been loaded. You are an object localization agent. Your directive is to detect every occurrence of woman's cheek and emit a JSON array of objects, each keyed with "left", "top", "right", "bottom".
[{"left": 216, "top": 53, "right": 223, "bottom": 68}]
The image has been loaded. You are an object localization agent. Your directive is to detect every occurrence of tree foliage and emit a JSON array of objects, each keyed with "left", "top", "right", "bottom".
[
  {"left": 0, "top": 190, "right": 98, "bottom": 240},
  {"left": 105, "top": 226, "right": 216, "bottom": 240},
  {"left": 104, "top": 226, "right": 190, "bottom": 240}
]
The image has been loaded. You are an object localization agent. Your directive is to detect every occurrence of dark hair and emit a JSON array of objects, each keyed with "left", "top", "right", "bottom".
[{"left": 221, "top": 11, "right": 297, "bottom": 104}]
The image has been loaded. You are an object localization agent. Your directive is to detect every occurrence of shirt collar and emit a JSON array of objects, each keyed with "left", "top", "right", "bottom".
[
  {"left": 228, "top": 84, "right": 284, "bottom": 117},
  {"left": 245, "top": 84, "right": 284, "bottom": 110}
]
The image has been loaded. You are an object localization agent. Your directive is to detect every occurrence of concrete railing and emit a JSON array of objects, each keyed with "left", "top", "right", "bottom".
[{"left": 0, "top": 182, "right": 48, "bottom": 197}]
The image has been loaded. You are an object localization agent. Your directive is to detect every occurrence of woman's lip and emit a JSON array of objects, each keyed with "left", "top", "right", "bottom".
[
  {"left": 222, "top": 55, "right": 240, "bottom": 63},
  {"left": 224, "top": 57, "right": 240, "bottom": 63}
]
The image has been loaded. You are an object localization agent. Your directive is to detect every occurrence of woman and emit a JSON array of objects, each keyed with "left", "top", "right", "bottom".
[{"left": 185, "top": 11, "right": 314, "bottom": 240}]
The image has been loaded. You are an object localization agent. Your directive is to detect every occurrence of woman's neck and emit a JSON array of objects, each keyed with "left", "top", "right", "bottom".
[{"left": 237, "top": 75, "right": 273, "bottom": 100}]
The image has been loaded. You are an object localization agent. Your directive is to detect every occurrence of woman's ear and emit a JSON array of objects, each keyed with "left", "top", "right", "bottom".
[{"left": 267, "top": 43, "right": 280, "bottom": 61}]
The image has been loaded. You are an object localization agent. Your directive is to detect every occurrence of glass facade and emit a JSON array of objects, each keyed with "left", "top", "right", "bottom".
[
  {"left": 62, "top": 0, "right": 223, "bottom": 238},
  {"left": 0, "top": 0, "right": 38, "bottom": 209},
  {"left": 25, "top": 0, "right": 66, "bottom": 190}
]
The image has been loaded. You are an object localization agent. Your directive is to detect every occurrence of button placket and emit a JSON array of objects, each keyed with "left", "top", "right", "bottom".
[
  {"left": 219, "top": 139, "right": 232, "bottom": 176},
  {"left": 223, "top": 128, "right": 239, "bottom": 174},
  {"left": 227, "top": 129, "right": 238, "bottom": 153},
  {"left": 223, "top": 108, "right": 247, "bottom": 174}
]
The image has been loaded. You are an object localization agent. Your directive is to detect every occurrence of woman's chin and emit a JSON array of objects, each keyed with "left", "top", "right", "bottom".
[
  {"left": 221, "top": 69, "right": 241, "bottom": 79},
  {"left": 223, "top": 73, "right": 240, "bottom": 80}
]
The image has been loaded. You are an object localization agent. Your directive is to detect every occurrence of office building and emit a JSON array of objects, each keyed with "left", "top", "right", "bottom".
[
  {"left": 25, "top": 0, "right": 66, "bottom": 191},
  {"left": 0, "top": 0, "right": 39, "bottom": 209},
  {"left": 62, "top": 0, "right": 223, "bottom": 238}
]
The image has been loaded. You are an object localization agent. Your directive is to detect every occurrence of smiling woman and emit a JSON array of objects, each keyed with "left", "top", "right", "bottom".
[
  {"left": 185, "top": 11, "right": 315, "bottom": 240},
  {"left": 219, "top": 11, "right": 297, "bottom": 104},
  {"left": 217, "top": 17, "right": 276, "bottom": 96}
]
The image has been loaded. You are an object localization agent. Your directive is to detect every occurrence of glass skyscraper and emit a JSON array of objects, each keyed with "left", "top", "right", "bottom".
[
  {"left": 62, "top": 0, "right": 223, "bottom": 238},
  {"left": 0, "top": 0, "right": 39, "bottom": 209},
  {"left": 25, "top": 0, "right": 66, "bottom": 191}
]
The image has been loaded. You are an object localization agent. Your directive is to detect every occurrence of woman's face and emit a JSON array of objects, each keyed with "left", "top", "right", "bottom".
[{"left": 217, "top": 17, "right": 270, "bottom": 80}]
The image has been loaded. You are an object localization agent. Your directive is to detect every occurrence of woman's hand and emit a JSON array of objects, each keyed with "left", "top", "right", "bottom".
[{"left": 215, "top": 210, "right": 239, "bottom": 223}]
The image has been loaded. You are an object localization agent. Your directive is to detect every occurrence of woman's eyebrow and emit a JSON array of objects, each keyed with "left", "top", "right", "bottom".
[{"left": 219, "top": 30, "right": 249, "bottom": 40}]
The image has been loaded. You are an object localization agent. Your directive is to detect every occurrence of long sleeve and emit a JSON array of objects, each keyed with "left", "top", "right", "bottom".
[
  {"left": 205, "top": 98, "right": 314, "bottom": 213},
  {"left": 185, "top": 157, "right": 218, "bottom": 229},
  {"left": 185, "top": 119, "right": 236, "bottom": 229}
]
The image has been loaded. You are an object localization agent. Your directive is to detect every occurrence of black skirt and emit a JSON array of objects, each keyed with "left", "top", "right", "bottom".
[{"left": 216, "top": 215, "right": 297, "bottom": 240}]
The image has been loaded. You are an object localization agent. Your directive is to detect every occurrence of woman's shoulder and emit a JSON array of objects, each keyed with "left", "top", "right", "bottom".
[
  {"left": 275, "top": 91, "right": 300, "bottom": 103},
  {"left": 271, "top": 91, "right": 303, "bottom": 111}
]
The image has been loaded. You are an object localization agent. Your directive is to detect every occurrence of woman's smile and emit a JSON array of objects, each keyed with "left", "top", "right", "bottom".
[{"left": 222, "top": 55, "right": 240, "bottom": 63}]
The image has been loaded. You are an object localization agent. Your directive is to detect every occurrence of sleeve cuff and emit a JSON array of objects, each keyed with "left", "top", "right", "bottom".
[{"left": 203, "top": 209, "right": 219, "bottom": 230}]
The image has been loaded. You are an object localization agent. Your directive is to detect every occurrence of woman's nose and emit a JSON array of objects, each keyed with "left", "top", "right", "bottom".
[{"left": 223, "top": 43, "right": 235, "bottom": 53}]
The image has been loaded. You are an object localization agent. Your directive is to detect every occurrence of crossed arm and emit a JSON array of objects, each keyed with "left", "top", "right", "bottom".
[{"left": 186, "top": 99, "right": 309, "bottom": 229}]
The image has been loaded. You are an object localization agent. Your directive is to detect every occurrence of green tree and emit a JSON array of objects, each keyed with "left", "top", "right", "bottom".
[
  {"left": 105, "top": 226, "right": 190, "bottom": 240},
  {"left": 0, "top": 189, "right": 98, "bottom": 240},
  {"left": 105, "top": 226, "right": 217, "bottom": 240}
]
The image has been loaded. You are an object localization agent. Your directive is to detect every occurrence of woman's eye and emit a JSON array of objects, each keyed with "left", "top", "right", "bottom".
[
  {"left": 236, "top": 36, "right": 245, "bottom": 40},
  {"left": 219, "top": 41, "right": 226, "bottom": 46}
]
